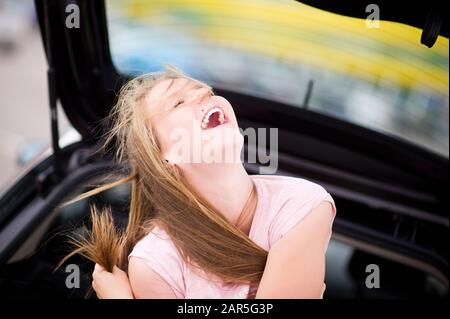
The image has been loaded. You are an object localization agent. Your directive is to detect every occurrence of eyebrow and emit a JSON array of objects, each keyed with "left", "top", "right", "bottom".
[
  {"left": 162, "top": 78, "right": 175, "bottom": 97},
  {"left": 165, "top": 78, "right": 200, "bottom": 99},
  {"left": 161, "top": 79, "right": 209, "bottom": 108}
]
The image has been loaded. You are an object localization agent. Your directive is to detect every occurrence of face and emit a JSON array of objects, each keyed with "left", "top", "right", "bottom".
[{"left": 142, "top": 78, "right": 243, "bottom": 165}]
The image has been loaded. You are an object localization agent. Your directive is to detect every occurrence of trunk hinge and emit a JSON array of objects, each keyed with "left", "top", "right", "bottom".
[
  {"left": 421, "top": 3, "right": 443, "bottom": 48},
  {"left": 43, "top": 0, "right": 63, "bottom": 181}
]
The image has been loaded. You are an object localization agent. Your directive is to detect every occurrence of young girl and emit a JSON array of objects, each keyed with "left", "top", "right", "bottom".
[{"left": 67, "top": 65, "right": 336, "bottom": 299}]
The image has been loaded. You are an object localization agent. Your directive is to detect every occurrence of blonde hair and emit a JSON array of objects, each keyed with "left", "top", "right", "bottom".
[{"left": 60, "top": 65, "right": 268, "bottom": 288}]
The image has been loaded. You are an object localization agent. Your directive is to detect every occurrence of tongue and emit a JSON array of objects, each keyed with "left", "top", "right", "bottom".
[{"left": 207, "top": 112, "right": 221, "bottom": 129}]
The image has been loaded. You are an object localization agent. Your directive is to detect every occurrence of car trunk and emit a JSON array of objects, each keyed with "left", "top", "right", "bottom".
[{"left": 0, "top": 0, "right": 447, "bottom": 298}]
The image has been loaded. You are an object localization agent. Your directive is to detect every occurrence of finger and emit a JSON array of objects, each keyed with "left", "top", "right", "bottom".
[
  {"left": 320, "top": 283, "right": 326, "bottom": 298},
  {"left": 94, "top": 263, "right": 105, "bottom": 273},
  {"left": 92, "top": 268, "right": 99, "bottom": 280},
  {"left": 112, "top": 265, "right": 124, "bottom": 275},
  {"left": 92, "top": 282, "right": 103, "bottom": 300}
]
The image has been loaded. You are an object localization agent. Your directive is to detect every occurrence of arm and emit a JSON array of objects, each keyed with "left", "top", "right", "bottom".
[
  {"left": 91, "top": 257, "right": 177, "bottom": 299},
  {"left": 128, "top": 256, "right": 177, "bottom": 298},
  {"left": 255, "top": 201, "right": 334, "bottom": 299}
]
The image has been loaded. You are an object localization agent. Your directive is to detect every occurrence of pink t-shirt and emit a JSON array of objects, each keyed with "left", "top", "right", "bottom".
[{"left": 128, "top": 174, "right": 337, "bottom": 298}]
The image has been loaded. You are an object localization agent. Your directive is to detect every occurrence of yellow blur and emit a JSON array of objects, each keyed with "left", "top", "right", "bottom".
[{"left": 115, "top": 0, "right": 449, "bottom": 95}]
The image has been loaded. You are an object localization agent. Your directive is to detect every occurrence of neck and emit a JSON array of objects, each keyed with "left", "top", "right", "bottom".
[{"left": 180, "top": 162, "right": 255, "bottom": 234}]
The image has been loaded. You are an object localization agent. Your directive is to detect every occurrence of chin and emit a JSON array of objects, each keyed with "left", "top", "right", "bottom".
[{"left": 198, "top": 131, "right": 243, "bottom": 165}]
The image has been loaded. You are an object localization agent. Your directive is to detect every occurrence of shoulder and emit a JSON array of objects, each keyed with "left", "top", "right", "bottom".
[
  {"left": 128, "top": 256, "right": 178, "bottom": 298},
  {"left": 251, "top": 175, "right": 336, "bottom": 247},
  {"left": 252, "top": 174, "right": 328, "bottom": 199},
  {"left": 128, "top": 225, "right": 186, "bottom": 298},
  {"left": 131, "top": 224, "right": 179, "bottom": 255},
  {"left": 251, "top": 174, "right": 335, "bottom": 216}
]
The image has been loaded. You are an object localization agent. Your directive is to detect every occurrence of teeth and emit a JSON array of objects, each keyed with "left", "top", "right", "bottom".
[{"left": 201, "top": 107, "right": 225, "bottom": 129}]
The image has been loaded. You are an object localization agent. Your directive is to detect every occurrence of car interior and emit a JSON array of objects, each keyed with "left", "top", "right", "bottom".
[
  {"left": 0, "top": 133, "right": 447, "bottom": 299},
  {"left": 0, "top": 0, "right": 447, "bottom": 299}
]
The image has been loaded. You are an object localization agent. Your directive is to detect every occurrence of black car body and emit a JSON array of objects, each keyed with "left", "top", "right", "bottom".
[{"left": 0, "top": 0, "right": 447, "bottom": 299}]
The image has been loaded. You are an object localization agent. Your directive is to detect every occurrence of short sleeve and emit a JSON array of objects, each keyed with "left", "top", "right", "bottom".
[
  {"left": 128, "top": 226, "right": 186, "bottom": 298},
  {"left": 268, "top": 182, "right": 336, "bottom": 249}
]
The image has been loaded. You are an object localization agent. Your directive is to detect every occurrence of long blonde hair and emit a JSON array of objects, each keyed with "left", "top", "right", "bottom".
[{"left": 60, "top": 65, "right": 268, "bottom": 286}]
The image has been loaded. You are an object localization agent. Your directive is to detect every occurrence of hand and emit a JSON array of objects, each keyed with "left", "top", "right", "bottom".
[
  {"left": 320, "top": 283, "right": 326, "bottom": 299},
  {"left": 92, "top": 264, "right": 134, "bottom": 299}
]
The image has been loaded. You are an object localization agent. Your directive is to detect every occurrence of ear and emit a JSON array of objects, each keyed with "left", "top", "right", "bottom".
[
  {"left": 160, "top": 145, "right": 172, "bottom": 164},
  {"left": 163, "top": 157, "right": 177, "bottom": 168},
  {"left": 163, "top": 158, "right": 180, "bottom": 178},
  {"left": 163, "top": 150, "right": 181, "bottom": 165}
]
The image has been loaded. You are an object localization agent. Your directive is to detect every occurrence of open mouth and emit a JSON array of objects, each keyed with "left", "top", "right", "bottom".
[{"left": 201, "top": 106, "right": 227, "bottom": 130}]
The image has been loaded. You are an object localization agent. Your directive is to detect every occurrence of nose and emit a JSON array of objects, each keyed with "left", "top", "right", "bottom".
[
  {"left": 196, "top": 90, "right": 212, "bottom": 119},
  {"left": 198, "top": 104, "right": 208, "bottom": 122}
]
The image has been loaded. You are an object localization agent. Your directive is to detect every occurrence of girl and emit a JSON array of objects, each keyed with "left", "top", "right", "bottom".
[{"left": 66, "top": 65, "right": 336, "bottom": 299}]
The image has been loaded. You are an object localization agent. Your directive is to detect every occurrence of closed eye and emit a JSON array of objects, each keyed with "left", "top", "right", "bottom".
[{"left": 173, "top": 100, "right": 184, "bottom": 108}]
